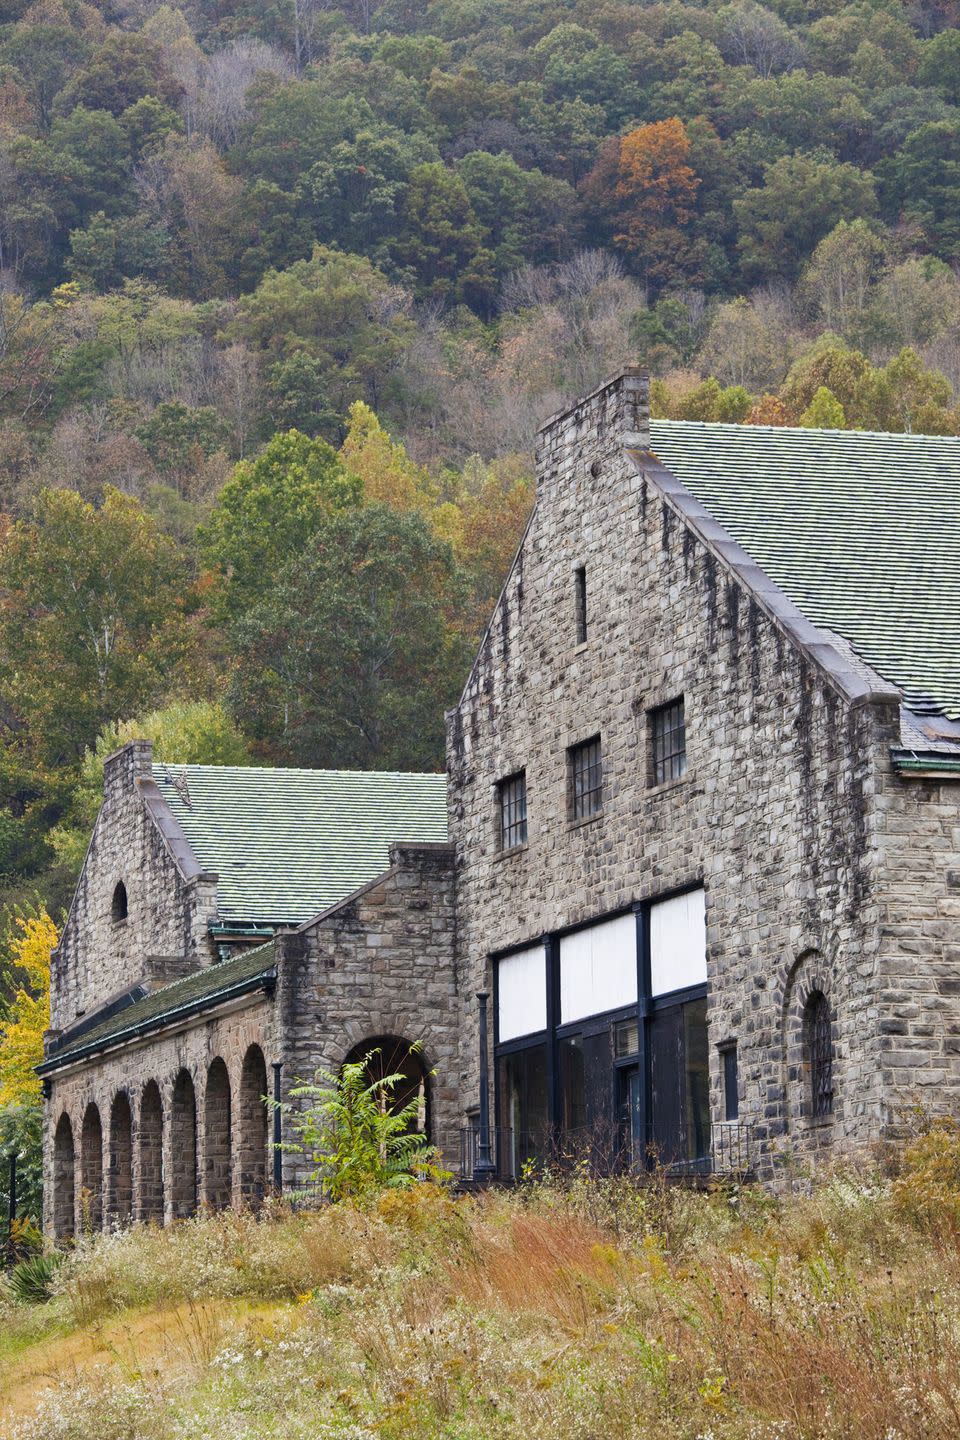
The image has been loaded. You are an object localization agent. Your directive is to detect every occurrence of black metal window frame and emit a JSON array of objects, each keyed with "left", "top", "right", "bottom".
[
  {"left": 650, "top": 697, "right": 687, "bottom": 786},
  {"left": 806, "top": 990, "right": 834, "bottom": 1119},
  {"left": 570, "top": 735, "right": 603, "bottom": 820},
  {"left": 574, "top": 565, "right": 587, "bottom": 645},
  {"left": 498, "top": 770, "right": 528, "bottom": 850},
  {"left": 491, "top": 888, "right": 709, "bottom": 1173}
]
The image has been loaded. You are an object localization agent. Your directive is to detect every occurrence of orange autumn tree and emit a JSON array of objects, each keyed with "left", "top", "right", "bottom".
[
  {"left": 584, "top": 119, "right": 702, "bottom": 286},
  {"left": 0, "top": 911, "right": 57, "bottom": 1106}
]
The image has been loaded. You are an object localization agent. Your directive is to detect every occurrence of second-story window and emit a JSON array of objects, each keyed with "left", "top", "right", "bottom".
[
  {"left": 498, "top": 771, "right": 527, "bottom": 850},
  {"left": 574, "top": 565, "right": 587, "bottom": 645},
  {"left": 570, "top": 736, "right": 603, "bottom": 820},
  {"left": 651, "top": 698, "right": 687, "bottom": 785}
]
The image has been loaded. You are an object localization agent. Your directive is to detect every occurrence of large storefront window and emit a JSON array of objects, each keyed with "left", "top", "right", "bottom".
[
  {"left": 494, "top": 887, "right": 711, "bottom": 1177},
  {"left": 497, "top": 1044, "right": 548, "bottom": 1178}
]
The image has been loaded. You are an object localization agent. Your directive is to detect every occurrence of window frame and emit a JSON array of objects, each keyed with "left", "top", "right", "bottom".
[
  {"left": 805, "top": 990, "right": 834, "bottom": 1120},
  {"left": 569, "top": 735, "right": 603, "bottom": 821},
  {"left": 650, "top": 697, "right": 687, "bottom": 787},
  {"left": 497, "top": 769, "right": 528, "bottom": 851}
]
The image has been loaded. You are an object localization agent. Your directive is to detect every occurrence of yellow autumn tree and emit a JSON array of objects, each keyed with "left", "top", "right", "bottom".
[
  {"left": 339, "top": 401, "right": 435, "bottom": 514},
  {"left": 0, "top": 912, "right": 57, "bottom": 1106}
]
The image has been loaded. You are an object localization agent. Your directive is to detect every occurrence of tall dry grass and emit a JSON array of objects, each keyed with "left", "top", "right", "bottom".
[{"left": 5, "top": 1130, "right": 960, "bottom": 1439}]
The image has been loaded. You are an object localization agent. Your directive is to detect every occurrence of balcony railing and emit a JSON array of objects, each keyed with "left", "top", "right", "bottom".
[{"left": 457, "top": 1121, "right": 757, "bottom": 1184}]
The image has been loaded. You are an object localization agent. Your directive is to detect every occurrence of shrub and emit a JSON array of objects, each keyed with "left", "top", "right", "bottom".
[
  {"left": 892, "top": 1117, "right": 960, "bottom": 1233},
  {"left": 282, "top": 1046, "right": 450, "bottom": 1202},
  {"left": 8, "top": 1251, "right": 63, "bottom": 1304}
]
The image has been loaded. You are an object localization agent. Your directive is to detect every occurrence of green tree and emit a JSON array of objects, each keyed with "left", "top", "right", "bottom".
[
  {"left": 200, "top": 429, "right": 360, "bottom": 623},
  {"left": 735, "top": 151, "right": 877, "bottom": 281},
  {"left": 916, "top": 30, "right": 960, "bottom": 107},
  {"left": 136, "top": 403, "right": 229, "bottom": 495},
  {"left": 799, "top": 386, "right": 846, "bottom": 428},
  {"left": 879, "top": 121, "right": 960, "bottom": 260},
  {"left": 0, "top": 488, "right": 185, "bottom": 764},
  {"left": 298, "top": 124, "right": 438, "bottom": 260},
  {"left": 53, "top": 32, "right": 182, "bottom": 118},
  {"left": 229, "top": 504, "right": 469, "bottom": 768},
  {"left": 235, "top": 246, "right": 414, "bottom": 427},
  {"left": 390, "top": 162, "right": 486, "bottom": 301}
]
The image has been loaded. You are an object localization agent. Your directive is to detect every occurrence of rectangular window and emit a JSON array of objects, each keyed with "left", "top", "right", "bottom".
[
  {"left": 614, "top": 1017, "right": 639, "bottom": 1059},
  {"left": 570, "top": 736, "right": 602, "bottom": 820},
  {"left": 497, "top": 1044, "right": 549, "bottom": 1178},
  {"left": 574, "top": 566, "right": 587, "bottom": 644},
  {"left": 722, "top": 1044, "right": 739, "bottom": 1121},
  {"left": 498, "top": 770, "right": 527, "bottom": 850},
  {"left": 651, "top": 698, "right": 687, "bottom": 786}
]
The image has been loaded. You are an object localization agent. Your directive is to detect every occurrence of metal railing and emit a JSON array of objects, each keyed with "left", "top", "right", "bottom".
[{"left": 457, "top": 1121, "right": 757, "bottom": 1184}]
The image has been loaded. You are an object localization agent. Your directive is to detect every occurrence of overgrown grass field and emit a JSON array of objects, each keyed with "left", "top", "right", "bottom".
[{"left": 5, "top": 1129, "right": 960, "bottom": 1440}]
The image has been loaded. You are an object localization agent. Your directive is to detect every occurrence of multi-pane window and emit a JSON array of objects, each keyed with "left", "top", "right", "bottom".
[
  {"left": 651, "top": 698, "right": 687, "bottom": 785},
  {"left": 574, "top": 566, "right": 587, "bottom": 644},
  {"left": 570, "top": 736, "right": 603, "bottom": 820},
  {"left": 498, "top": 771, "right": 528, "bottom": 850},
  {"left": 806, "top": 991, "right": 834, "bottom": 1118}
]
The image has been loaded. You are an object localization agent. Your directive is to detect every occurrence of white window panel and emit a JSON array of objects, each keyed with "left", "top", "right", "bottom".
[
  {"left": 560, "top": 913, "right": 637, "bottom": 1024},
  {"left": 497, "top": 944, "right": 547, "bottom": 1042},
  {"left": 650, "top": 888, "right": 707, "bottom": 997}
]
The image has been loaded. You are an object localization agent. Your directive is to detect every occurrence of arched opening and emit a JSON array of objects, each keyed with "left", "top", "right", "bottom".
[
  {"left": 343, "top": 1036, "right": 430, "bottom": 1140},
  {"left": 80, "top": 1103, "right": 103, "bottom": 1232},
  {"left": 804, "top": 990, "right": 834, "bottom": 1119},
  {"left": 204, "top": 1058, "right": 232, "bottom": 1210},
  {"left": 108, "top": 1091, "right": 133, "bottom": 1226},
  {"left": 171, "top": 1070, "right": 198, "bottom": 1219},
  {"left": 111, "top": 881, "right": 128, "bottom": 922},
  {"left": 239, "top": 1045, "right": 269, "bottom": 1208},
  {"left": 139, "top": 1081, "right": 164, "bottom": 1224},
  {"left": 53, "top": 1113, "right": 75, "bottom": 1242}
]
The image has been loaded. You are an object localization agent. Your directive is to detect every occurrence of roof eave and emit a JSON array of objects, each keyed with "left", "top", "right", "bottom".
[{"left": 38, "top": 968, "right": 276, "bottom": 1076}]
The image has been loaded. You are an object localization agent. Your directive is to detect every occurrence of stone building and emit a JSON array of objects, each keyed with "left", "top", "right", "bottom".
[{"left": 41, "top": 370, "right": 960, "bottom": 1232}]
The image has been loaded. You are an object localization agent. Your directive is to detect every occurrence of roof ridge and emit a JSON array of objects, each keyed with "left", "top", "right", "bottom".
[
  {"left": 154, "top": 764, "right": 446, "bottom": 779},
  {"left": 651, "top": 419, "right": 960, "bottom": 442}
]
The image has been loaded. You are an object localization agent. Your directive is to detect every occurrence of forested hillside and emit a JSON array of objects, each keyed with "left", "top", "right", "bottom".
[{"left": 2, "top": 0, "right": 960, "bottom": 934}]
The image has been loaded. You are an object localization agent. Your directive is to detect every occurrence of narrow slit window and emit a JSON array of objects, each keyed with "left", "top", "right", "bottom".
[
  {"left": 574, "top": 566, "right": 587, "bottom": 645},
  {"left": 722, "top": 1045, "right": 739, "bottom": 1121},
  {"left": 806, "top": 991, "right": 834, "bottom": 1118},
  {"left": 651, "top": 698, "right": 687, "bottom": 785},
  {"left": 498, "top": 771, "right": 528, "bottom": 850},
  {"left": 570, "top": 736, "right": 603, "bottom": 820}
]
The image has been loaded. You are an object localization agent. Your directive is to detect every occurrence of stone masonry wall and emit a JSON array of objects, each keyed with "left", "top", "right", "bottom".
[
  {"left": 873, "top": 764, "right": 960, "bottom": 1120},
  {"left": 52, "top": 741, "right": 219, "bottom": 1033},
  {"left": 448, "top": 370, "right": 902, "bottom": 1169},
  {"left": 43, "top": 995, "right": 277, "bottom": 1233},
  {"left": 277, "top": 842, "right": 459, "bottom": 1184}
]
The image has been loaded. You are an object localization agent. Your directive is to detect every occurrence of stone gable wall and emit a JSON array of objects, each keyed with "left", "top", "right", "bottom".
[
  {"left": 52, "top": 742, "right": 219, "bottom": 1033},
  {"left": 277, "top": 842, "right": 459, "bottom": 1184},
  {"left": 448, "top": 372, "right": 901, "bottom": 1168}
]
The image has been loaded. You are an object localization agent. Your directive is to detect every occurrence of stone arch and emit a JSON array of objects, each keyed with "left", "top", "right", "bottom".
[
  {"left": 111, "top": 881, "right": 128, "bottom": 922},
  {"left": 780, "top": 950, "right": 837, "bottom": 1133},
  {"left": 239, "top": 1045, "right": 269, "bottom": 1207},
  {"left": 80, "top": 1102, "right": 103, "bottom": 1231},
  {"left": 171, "top": 1069, "right": 198, "bottom": 1219},
  {"left": 138, "top": 1081, "right": 164, "bottom": 1223},
  {"left": 203, "top": 1058, "right": 232, "bottom": 1210},
  {"left": 108, "top": 1091, "right": 133, "bottom": 1226},
  {"left": 343, "top": 1035, "right": 431, "bottom": 1140},
  {"left": 53, "top": 1112, "right": 75, "bottom": 1242}
]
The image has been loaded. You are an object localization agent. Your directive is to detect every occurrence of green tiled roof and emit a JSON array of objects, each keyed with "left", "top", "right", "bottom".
[
  {"left": 40, "top": 944, "right": 275, "bottom": 1071},
  {"left": 152, "top": 765, "right": 448, "bottom": 924},
  {"left": 648, "top": 420, "right": 960, "bottom": 721}
]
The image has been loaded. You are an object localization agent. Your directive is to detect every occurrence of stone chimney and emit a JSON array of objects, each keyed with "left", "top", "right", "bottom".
[
  {"left": 102, "top": 739, "right": 153, "bottom": 804},
  {"left": 534, "top": 369, "right": 650, "bottom": 494}
]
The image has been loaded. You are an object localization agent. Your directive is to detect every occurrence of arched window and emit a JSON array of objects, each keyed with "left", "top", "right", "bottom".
[
  {"left": 805, "top": 991, "right": 833, "bottom": 1119},
  {"left": 111, "top": 882, "right": 128, "bottom": 922}
]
